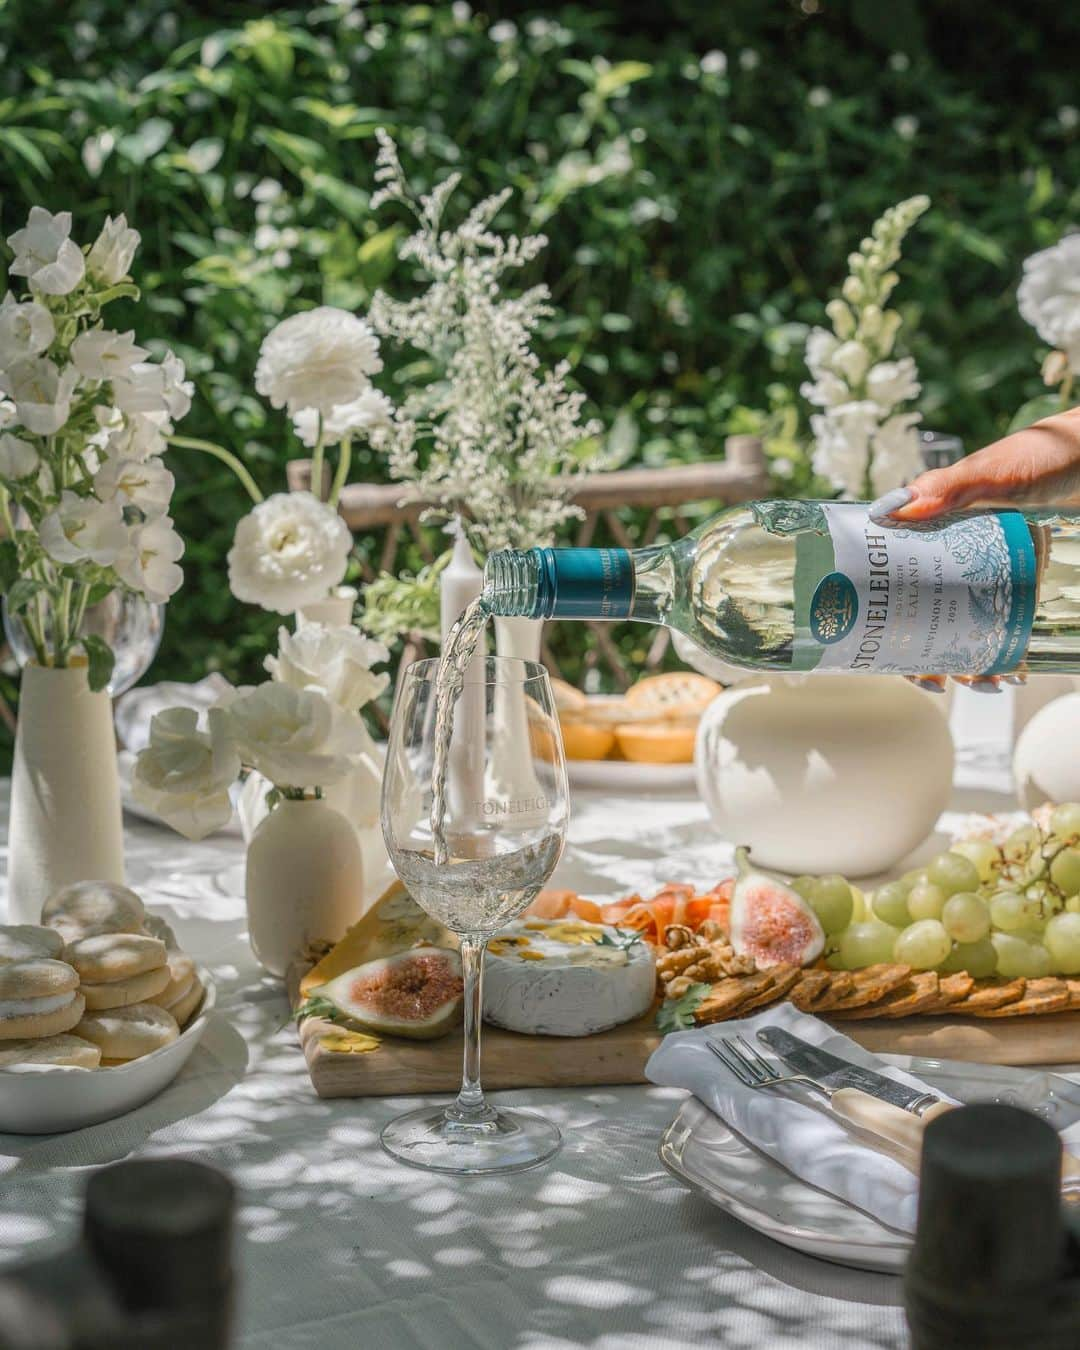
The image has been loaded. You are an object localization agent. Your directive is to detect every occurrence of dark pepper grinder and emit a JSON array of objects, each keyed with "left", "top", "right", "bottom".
[{"left": 904, "top": 1102, "right": 1080, "bottom": 1350}]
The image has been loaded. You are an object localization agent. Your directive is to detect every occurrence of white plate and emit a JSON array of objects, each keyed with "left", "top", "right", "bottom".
[
  {"left": 659, "top": 1056, "right": 1080, "bottom": 1273},
  {"left": 566, "top": 757, "right": 698, "bottom": 793},
  {"left": 0, "top": 968, "right": 217, "bottom": 1135}
]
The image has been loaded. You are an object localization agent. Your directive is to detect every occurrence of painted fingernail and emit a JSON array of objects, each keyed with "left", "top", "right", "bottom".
[
  {"left": 1002, "top": 674, "right": 1028, "bottom": 686},
  {"left": 868, "top": 488, "right": 913, "bottom": 521},
  {"left": 968, "top": 678, "right": 1002, "bottom": 693},
  {"left": 910, "top": 676, "right": 946, "bottom": 693}
]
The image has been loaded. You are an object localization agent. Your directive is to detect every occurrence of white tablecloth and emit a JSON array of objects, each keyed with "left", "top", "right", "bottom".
[{"left": 0, "top": 694, "right": 1045, "bottom": 1349}]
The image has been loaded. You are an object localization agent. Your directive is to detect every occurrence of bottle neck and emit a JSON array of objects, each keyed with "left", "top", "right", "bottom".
[{"left": 483, "top": 547, "right": 638, "bottom": 621}]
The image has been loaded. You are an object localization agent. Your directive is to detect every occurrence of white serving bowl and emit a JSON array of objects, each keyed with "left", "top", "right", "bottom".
[{"left": 0, "top": 967, "right": 217, "bottom": 1135}]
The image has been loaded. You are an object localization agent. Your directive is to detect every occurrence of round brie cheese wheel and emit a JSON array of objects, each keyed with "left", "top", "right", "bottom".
[{"left": 482, "top": 918, "right": 656, "bottom": 1037}]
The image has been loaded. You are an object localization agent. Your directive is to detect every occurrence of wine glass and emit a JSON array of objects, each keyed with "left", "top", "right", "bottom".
[{"left": 380, "top": 656, "right": 569, "bottom": 1174}]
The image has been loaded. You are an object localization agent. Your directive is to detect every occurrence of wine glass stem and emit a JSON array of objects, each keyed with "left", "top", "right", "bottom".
[{"left": 446, "top": 935, "right": 495, "bottom": 1127}]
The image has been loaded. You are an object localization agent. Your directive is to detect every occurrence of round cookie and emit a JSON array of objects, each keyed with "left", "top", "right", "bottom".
[
  {"left": 65, "top": 933, "right": 167, "bottom": 984},
  {"left": 75, "top": 1003, "right": 179, "bottom": 1061},
  {"left": 0, "top": 925, "right": 64, "bottom": 965},
  {"left": 0, "top": 990, "right": 85, "bottom": 1040},
  {"left": 156, "top": 974, "right": 204, "bottom": 1029},
  {"left": 149, "top": 949, "right": 195, "bottom": 1008},
  {"left": 81, "top": 965, "right": 171, "bottom": 1011},
  {"left": 42, "top": 881, "right": 145, "bottom": 944},
  {"left": 0, "top": 1034, "right": 101, "bottom": 1069},
  {"left": 0, "top": 958, "right": 78, "bottom": 1000}
]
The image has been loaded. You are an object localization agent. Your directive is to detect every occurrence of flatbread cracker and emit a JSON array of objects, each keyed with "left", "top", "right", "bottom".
[
  {"left": 788, "top": 969, "right": 832, "bottom": 1010},
  {"left": 736, "top": 965, "right": 801, "bottom": 1016},
  {"left": 791, "top": 970, "right": 856, "bottom": 1012},
  {"left": 693, "top": 971, "right": 778, "bottom": 1025},
  {"left": 971, "top": 977, "right": 1069, "bottom": 1018},
  {"left": 1066, "top": 978, "right": 1080, "bottom": 1010},
  {"left": 830, "top": 972, "right": 940, "bottom": 1021},
  {"left": 917, "top": 971, "right": 976, "bottom": 1016},
  {"left": 814, "top": 964, "right": 912, "bottom": 1012},
  {"left": 947, "top": 978, "right": 1026, "bottom": 1014}
]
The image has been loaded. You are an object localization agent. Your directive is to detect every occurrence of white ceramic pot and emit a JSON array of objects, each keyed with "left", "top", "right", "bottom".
[
  {"left": 296, "top": 585, "right": 358, "bottom": 629},
  {"left": 8, "top": 664, "right": 125, "bottom": 924},
  {"left": 1013, "top": 691, "right": 1080, "bottom": 809},
  {"left": 244, "top": 796, "right": 364, "bottom": 977},
  {"left": 694, "top": 675, "right": 954, "bottom": 877}
]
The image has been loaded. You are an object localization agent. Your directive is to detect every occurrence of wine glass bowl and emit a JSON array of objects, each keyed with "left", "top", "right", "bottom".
[{"left": 380, "top": 655, "right": 569, "bottom": 1174}]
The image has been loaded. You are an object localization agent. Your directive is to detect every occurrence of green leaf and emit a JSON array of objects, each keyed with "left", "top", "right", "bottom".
[
  {"left": 356, "top": 224, "right": 404, "bottom": 287},
  {"left": 6, "top": 577, "right": 43, "bottom": 614},
  {"left": 256, "top": 127, "right": 327, "bottom": 175},
  {"left": 595, "top": 61, "right": 652, "bottom": 100},
  {"left": 294, "top": 994, "right": 339, "bottom": 1025},
  {"left": 0, "top": 127, "right": 51, "bottom": 177},
  {"left": 1007, "top": 393, "right": 1062, "bottom": 433},
  {"left": 656, "top": 983, "right": 711, "bottom": 1035},
  {"left": 117, "top": 118, "right": 173, "bottom": 166},
  {"left": 0, "top": 540, "right": 19, "bottom": 593},
  {"left": 81, "top": 634, "right": 115, "bottom": 693}
]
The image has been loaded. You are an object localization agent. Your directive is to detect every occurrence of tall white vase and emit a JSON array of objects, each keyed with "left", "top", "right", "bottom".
[
  {"left": 8, "top": 664, "right": 125, "bottom": 924},
  {"left": 244, "top": 797, "right": 364, "bottom": 977},
  {"left": 494, "top": 615, "right": 543, "bottom": 664}
]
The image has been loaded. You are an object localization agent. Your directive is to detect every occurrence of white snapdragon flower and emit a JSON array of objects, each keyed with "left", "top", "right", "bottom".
[
  {"left": 70, "top": 329, "right": 148, "bottom": 382},
  {"left": 810, "top": 401, "right": 881, "bottom": 497},
  {"left": 94, "top": 452, "right": 174, "bottom": 518},
  {"left": 830, "top": 339, "right": 871, "bottom": 385},
  {"left": 254, "top": 307, "right": 383, "bottom": 417},
  {"left": 222, "top": 682, "right": 367, "bottom": 789},
  {"left": 869, "top": 412, "right": 923, "bottom": 498},
  {"left": 0, "top": 293, "right": 54, "bottom": 366},
  {"left": 1017, "top": 234, "right": 1080, "bottom": 370},
  {"left": 133, "top": 706, "right": 239, "bottom": 841},
  {"left": 866, "top": 356, "right": 920, "bottom": 408},
  {"left": 227, "top": 491, "right": 352, "bottom": 615},
  {"left": 266, "top": 622, "right": 389, "bottom": 712},
  {"left": 39, "top": 490, "right": 127, "bottom": 565},
  {"left": 115, "top": 514, "right": 185, "bottom": 602},
  {"left": 291, "top": 386, "right": 395, "bottom": 447},
  {"left": 0, "top": 357, "right": 78, "bottom": 435},
  {"left": 0, "top": 433, "right": 38, "bottom": 480},
  {"left": 85, "top": 214, "right": 140, "bottom": 286},
  {"left": 6, "top": 207, "right": 85, "bottom": 295}
]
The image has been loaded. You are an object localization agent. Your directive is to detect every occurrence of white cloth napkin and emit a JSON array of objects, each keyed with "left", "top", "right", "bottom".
[{"left": 646, "top": 1001, "right": 958, "bottom": 1234}]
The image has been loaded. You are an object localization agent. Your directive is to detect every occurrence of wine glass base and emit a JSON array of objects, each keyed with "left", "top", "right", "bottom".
[{"left": 380, "top": 1104, "right": 561, "bottom": 1175}]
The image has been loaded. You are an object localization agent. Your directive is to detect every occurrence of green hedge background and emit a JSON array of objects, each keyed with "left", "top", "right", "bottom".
[{"left": 1, "top": 0, "right": 1078, "bottom": 739}]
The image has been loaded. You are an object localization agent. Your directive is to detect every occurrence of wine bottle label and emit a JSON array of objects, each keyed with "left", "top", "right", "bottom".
[
  {"left": 537, "top": 548, "right": 635, "bottom": 620},
  {"left": 792, "top": 504, "right": 1037, "bottom": 675}
]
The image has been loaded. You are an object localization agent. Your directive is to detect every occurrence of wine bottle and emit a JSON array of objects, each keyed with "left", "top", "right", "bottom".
[{"left": 481, "top": 500, "right": 1080, "bottom": 676}]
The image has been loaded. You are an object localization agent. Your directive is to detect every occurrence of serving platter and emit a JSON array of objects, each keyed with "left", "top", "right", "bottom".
[{"left": 565, "top": 757, "right": 699, "bottom": 793}]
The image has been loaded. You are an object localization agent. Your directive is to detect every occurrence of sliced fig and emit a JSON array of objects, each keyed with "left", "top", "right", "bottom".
[
  {"left": 729, "top": 847, "right": 825, "bottom": 969},
  {"left": 318, "top": 946, "right": 464, "bottom": 1040}
]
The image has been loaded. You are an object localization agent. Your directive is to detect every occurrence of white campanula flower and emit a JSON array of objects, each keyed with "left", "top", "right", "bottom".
[
  {"left": 106, "top": 409, "right": 171, "bottom": 462},
  {"left": 94, "top": 451, "right": 174, "bottom": 518},
  {"left": 226, "top": 491, "right": 352, "bottom": 615},
  {"left": 70, "top": 329, "right": 148, "bottom": 381},
  {"left": 38, "top": 489, "right": 127, "bottom": 565},
  {"left": 220, "top": 682, "right": 367, "bottom": 790},
  {"left": 868, "top": 411, "right": 923, "bottom": 498},
  {"left": 0, "top": 293, "right": 54, "bottom": 366},
  {"left": 85, "top": 214, "right": 140, "bottom": 286},
  {"left": 254, "top": 307, "right": 382, "bottom": 417},
  {"left": 0, "top": 357, "right": 78, "bottom": 435},
  {"left": 0, "top": 433, "right": 38, "bottom": 480},
  {"left": 6, "top": 207, "right": 85, "bottom": 295},
  {"left": 160, "top": 350, "right": 194, "bottom": 420},
  {"left": 110, "top": 361, "right": 168, "bottom": 414},
  {"left": 132, "top": 706, "right": 239, "bottom": 841},
  {"left": 115, "top": 514, "right": 185, "bottom": 602},
  {"left": 1018, "top": 234, "right": 1080, "bottom": 369},
  {"left": 291, "top": 386, "right": 395, "bottom": 448},
  {"left": 266, "top": 622, "right": 389, "bottom": 712}
]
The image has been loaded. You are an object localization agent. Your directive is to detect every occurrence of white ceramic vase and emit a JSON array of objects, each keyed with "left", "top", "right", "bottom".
[
  {"left": 8, "top": 664, "right": 125, "bottom": 923},
  {"left": 1013, "top": 691, "right": 1080, "bottom": 808},
  {"left": 295, "top": 585, "right": 358, "bottom": 629},
  {"left": 244, "top": 796, "right": 364, "bottom": 977},
  {"left": 694, "top": 674, "right": 955, "bottom": 877}
]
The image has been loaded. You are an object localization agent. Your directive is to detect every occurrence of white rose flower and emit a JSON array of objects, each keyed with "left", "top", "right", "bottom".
[
  {"left": 115, "top": 514, "right": 185, "bottom": 602},
  {"left": 227, "top": 491, "right": 352, "bottom": 615},
  {"left": 0, "top": 433, "right": 38, "bottom": 480},
  {"left": 291, "top": 386, "right": 395, "bottom": 448},
  {"left": 39, "top": 490, "right": 127, "bottom": 565},
  {"left": 94, "top": 452, "right": 174, "bottom": 518},
  {"left": 106, "top": 409, "right": 170, "bottom": 462},
  {"left": 85, "top": 214, "right": 140, "bottom": 285},
  {"left": 254, "top": 307, "right": 383, "bottom": 416},
  {"left": 866, "top": 356, "right": 920, "bottom": 408},
  {"left": 6, "top": 207, "right": 85, "bottom": 295},
  {"left": 133, "top": 706, "right": 239, "bottom": 842},
  {"left": 0, "top": 357, "right": 78, "bottom": 435},
  {"left": 1018, "top": 235, "right": 1080, "bottom": 369},
  {"left": 70, "top": 329, "right": 148, "bottom": 381},
  {"left": 0, "top": 293, "right": 55, "bottom": 366},
  {"left": 266, "top": 622, "right": 390, "bottom": 711},
  {"left": 223, "top": 682, "right": 368, "bottom": 789}
]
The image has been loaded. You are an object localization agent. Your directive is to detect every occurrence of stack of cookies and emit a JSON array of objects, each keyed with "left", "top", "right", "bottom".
[{"left": 0, "top": 923, "right": 98, "bottom": 1068}]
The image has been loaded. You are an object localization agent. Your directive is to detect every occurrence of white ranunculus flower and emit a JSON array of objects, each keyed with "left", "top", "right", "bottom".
[
  {"left": 94, "top": 452, "right": 174, "bottom": 518},
  {"left": 6, "top": 207, "right": 85, "bottom": 295},
  {"left": 866, "top": 356, "right": 920, "bottom": 409},
  {"left": 227, "top": 491, "right": 352, "bottom": 615},
  {"left": 0, "top": 357, "right": 78, "bottom": 435},
  {"left": 291, "top": 386, "right": 395, "bottom": 448},
  {"left": 222, "top": 682, "right": 368, "bottom": 789},
  {"left": 70, "top": 329, "right": 148, "bottom": 381},
  {"left": 0, "top": 433, "right": 38, "bottom": 480},
  {"left": 266, "top": 622, "right": 390, "bottom": 711},
  {"left": 86, "top": 214, "right": 141, "bottom": 285},
  {"left": 869, "top": 411, "right": 924, "bottom": 498},
  {"left": 133, "top": 706, "right": 239, "bottom": 842},
  {"left": 107, "top": 409, "right": 170, "bottom": 462},
  {"left": 115, "top": 514, "right": 185, "bottom": 602},
  {"left": 254, "top": 307, "right": 383, "bottom": 416},
  {"left": 0, "top": 293, "right": 55, "bottom": 366},
  {"left": 1018, "top": 234, "right": 1080, "bottom": 369},
  {"left": 39, "top": 490, "right": 127, "bottom": 565}
]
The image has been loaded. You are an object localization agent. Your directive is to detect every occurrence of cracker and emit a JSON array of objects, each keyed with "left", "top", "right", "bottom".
[
  {"left": 788, "top": 969, "right": 832, "bottom": 1010},
  {"left": 947, "top": 978, "right": 1026, "bottom": 1014},
  {"left": 971, "top": 977, "right": 1069, "bottom": 1018},
  {"left": 815, "top": 964, "right": 912, "bottom": 1012},
  {"left": 1067, "top": 978, "right": 1080, "bottom": 1010},
  {"left": 917, "top": 971, "right": 976, "bottom": 1016},
  {"left": 736, "top": 964, "right": 802, "bottom": 1016},
  {"left": 830, "top": 972, "right": 941, "bottom": 1021},
  {"left": 693, "top": 971, "right": 778, "bottom": 1025}
]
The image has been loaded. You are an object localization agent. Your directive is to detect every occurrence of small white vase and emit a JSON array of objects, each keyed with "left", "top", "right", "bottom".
[
  {"left": 8, "top": 664, "right": 125, "bottom": 923},
  {"left": 296, "top": 586, "right": 358, "bottom": 629},
  {"left": 244, "top": 796, "right": 364, "bottom": 977},
  {"left": 1013, "top": 691, "right": 1080, "bottom": 808},
  {"left": 694, "top": 674, "right": 955, "bottom": 877}
]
